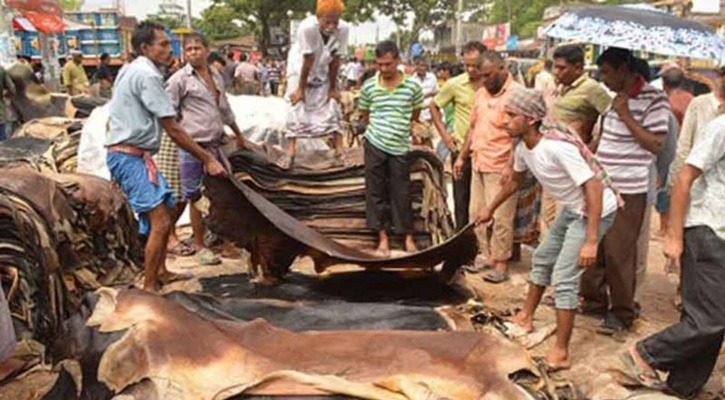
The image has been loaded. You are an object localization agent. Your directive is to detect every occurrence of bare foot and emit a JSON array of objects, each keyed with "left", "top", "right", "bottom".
[
  {"left": 546, "top": 347, "right": 571, "bottom": 372},
  {"left": 375, "top": 244, "right": 391, "bottom": 258},
  {"left": 158, "top": 271, "right": 194, "bottom": 285},
  {"left": 507, "top": 311, "right": 534, "bottom": 333},
  {"left": 143, "top": 281, "right": 161, "bottom": 293},
  {"left": 404, "top": 240, "right": 418, "bottom": 253}
]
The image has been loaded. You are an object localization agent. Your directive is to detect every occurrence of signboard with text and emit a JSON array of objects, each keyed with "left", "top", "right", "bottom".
[{"left": 482, "top": 23, "right": 510, "bottom": 50}]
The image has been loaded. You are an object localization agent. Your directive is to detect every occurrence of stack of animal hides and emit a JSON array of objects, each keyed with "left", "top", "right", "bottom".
[
  {"left": 0, "top": 137, "right": 141, "bottom": 345},
  {"left": 227, "top": 144, "right": 455, "bottom": 250}
]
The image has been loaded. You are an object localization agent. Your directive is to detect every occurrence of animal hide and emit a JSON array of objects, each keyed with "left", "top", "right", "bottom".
[{"left": 89, "top": 288, "right": 543, "bottom": 400}]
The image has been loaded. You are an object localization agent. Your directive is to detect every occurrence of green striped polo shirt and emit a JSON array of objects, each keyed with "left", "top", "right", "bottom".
[{"left": 359, "top": 72, "right": 424, "bottom": 155}]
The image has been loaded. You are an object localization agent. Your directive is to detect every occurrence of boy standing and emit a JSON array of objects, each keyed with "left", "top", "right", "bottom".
[{"left": 359, "top": 40, "right": 424, "bottom": 256}]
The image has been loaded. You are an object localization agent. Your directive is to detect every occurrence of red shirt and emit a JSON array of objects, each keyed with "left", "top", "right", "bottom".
[{"left": 668, "top": 89, "right": 694, "bottom": 127}]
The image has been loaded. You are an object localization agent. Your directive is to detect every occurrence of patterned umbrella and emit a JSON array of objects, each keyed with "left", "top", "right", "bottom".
[{"left": 543, "top": 5, "right": 725, "bottom": 63}]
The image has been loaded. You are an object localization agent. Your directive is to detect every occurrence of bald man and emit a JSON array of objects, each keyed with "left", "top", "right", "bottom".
[{"left": 282, "top": 0, "right": 350, "bottom": 167}]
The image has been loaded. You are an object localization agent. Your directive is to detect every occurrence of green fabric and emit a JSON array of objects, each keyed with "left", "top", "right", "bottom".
[{"left": 359, "top": 72, "right": 424, "bottom": 156}]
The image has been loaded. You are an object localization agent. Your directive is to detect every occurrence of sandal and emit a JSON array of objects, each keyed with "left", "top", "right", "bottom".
[
  {"left": 168, "top": 242, "right": 195, "bottom": 257},
  {"left": 195, "top": 248, "right": 222, "bottom": 266},
  {"left": 483, "top": 269, "right": 509, "bottom": 284},
  {"left": 618, "top": 350, "right": 666, "bottom": 390}
]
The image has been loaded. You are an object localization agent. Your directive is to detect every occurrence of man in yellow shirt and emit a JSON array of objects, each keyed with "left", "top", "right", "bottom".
[
  {"left": 62, "top": 51, "right": 89, "bottom": 96},
  {"left": 430, "top": 41, "right": 487, "bottom": 230}
]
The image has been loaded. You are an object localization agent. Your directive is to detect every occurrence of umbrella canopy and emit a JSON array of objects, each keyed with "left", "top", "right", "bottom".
[{"left": 543, "top": 5, "right": 725, "bottom": 63}]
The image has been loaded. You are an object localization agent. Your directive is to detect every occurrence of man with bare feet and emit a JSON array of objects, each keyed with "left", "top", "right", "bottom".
[
  {"left": 622, "top": 115, "right": 725, "bottom": 398},
  {"left": 476, "top": 87, "right": 618, "bottom": 370},
  {"left": 106, "top": 22, "right": 226, "bottom": 292},
  {"left": 359, "top": 40, "right": 423, "bottom": 257}
]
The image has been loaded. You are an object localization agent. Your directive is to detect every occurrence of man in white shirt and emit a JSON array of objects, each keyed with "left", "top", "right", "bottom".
[
  {"left": 283, "top": 0, "right": 349, "bottom": 167},
  {"left": 410, "top": 59, "right": 439, "bottom": 146},
  {"left": 476, "top": 87, "right": 617, "bottom": 371},
  {"left": 623, "top": 115, "right": 725, "bottom": 398}
]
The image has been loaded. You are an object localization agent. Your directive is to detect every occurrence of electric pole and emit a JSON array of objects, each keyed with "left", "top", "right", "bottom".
[{"left": 455, "top": 0, "right": 463, "bottom": 56}]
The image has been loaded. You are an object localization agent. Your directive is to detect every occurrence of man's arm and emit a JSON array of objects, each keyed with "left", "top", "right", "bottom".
[
  {"left": 612, "top": 94, "right": 666, "bottom": 153},
  {"left": 578, "top": 178, "right": 604, "bottom": 267},
  {"left": 62, "top": 67, "right": 73, "bottom": 93},
  {"left": 668, "top": 102, "right": 697, "bottom": 187},
  {"left": 430, "top": 103, "right": 456, "bottom": 151},
  {"left": 411, "top": 108, "right": 421, "bottom": 124},
  {"left": 160, "top": 117, "right": 225, "bottom": 176},
  {"left": 291, "top": 54, "right": 314, "bottom": 103},
  {"left": 664, "top": 165, "right": 700, "bottom": 264},
  {"left": 475, "top": 170, "right": 526, "bottom": 224},
  {"left": 228, "top": 121, "right": 248, "bottom": 148}
]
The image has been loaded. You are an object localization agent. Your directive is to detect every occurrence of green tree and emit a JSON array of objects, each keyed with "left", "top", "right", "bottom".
[
  {"left": 60, "top": 0, "right": 84, "bottom": 11},
  {"left": 145, "top": 15, "right": 184, "bottom": 30},
  {"left": 486, "top": 0, "right": 629, "bottom": 38},
  {"left": 196, "top": 4, "right": 249, "bottom": 42},
  {"left": 201, "top": 0, "right": 381, "bottom": 55}
]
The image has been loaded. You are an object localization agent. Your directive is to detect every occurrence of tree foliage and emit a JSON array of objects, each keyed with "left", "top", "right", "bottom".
[
  {"left": 145, "top": 15, "right": 184, "bottom": 30},
  {"left": 486, "top": 0, "right": 630, "bottom": 38},
  {"left": 60, "top": 0, "right": 84, "bottom": 11},
  {"left": 196, "top": 4, "right": 249, "bottom": 42}
]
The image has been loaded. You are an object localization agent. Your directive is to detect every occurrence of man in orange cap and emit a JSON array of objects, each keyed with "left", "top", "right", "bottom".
[{"left": 282, "top": 0, "right": 349, "bottom": 167}]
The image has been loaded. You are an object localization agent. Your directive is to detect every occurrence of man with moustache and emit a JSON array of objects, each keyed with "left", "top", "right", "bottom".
[
  {"left": 166, "top": 32, "right": 248, "bottom": 266},
  {"left": 106, "top": 22, "right": 226, "bottom": 291},
  {"left": 453, "top": 50, "right": 520, "bottom": 283}
]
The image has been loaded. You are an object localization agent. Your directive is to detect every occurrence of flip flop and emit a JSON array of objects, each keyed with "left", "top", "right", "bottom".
[
  {"left": 618, "top": 350, "right": 666, "bottom": 390},
  {"left": 159, "top": 271, "right": 194, "bottom": 285},
  {"left": 483, "top": 269, "right": 510, "bottom": 284},
  {"left": 195, "top": 248, "right": 222, "bottom": 266},
  {"left": 167, "top": 242, "right": 195, "bottom": 257}
]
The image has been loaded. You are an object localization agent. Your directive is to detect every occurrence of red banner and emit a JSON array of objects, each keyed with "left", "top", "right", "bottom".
[
  {"left": 23, "top": 11, "right": 64, "bottom": 34},
  {"left": 7, "top": 0, "right": 61, "bottom": 15}
]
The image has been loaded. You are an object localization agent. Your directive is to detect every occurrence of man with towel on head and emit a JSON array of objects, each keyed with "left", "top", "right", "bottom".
[
  {"left": 282, "top": 0, "right": 350, "bottom": 167},
  {"left": 477, "top": 87, "right": 619, "bottom": 371}
]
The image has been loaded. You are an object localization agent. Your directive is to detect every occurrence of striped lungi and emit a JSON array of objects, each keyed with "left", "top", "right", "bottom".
[
  {"left": 153, "top": 134, "right": 182, "bottom": 201},
  {"left": 514, "top": 171, "right": 542, "bottom": 246}
]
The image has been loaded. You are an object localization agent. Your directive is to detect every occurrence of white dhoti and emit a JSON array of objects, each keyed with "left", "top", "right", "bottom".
[{"left": 285, "top": 80, "right": 342, "bottom": 139}]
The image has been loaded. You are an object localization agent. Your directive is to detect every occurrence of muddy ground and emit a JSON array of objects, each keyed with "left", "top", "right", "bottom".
[{"left": 1, "top": 214, "right": 723, "bottom": 400}]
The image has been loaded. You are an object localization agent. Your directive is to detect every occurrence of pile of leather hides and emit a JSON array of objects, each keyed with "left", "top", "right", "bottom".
[
  {"left": 227, "top": 144, "right": 455, "bottom": 250},
  {"left": 12, "top": 118, "right": 84, "bottom": 173},
  {"left": 0, "top": 142, "right": 142, "bottom": 344},
  {"left": 63, "top": 287, "right": 573, "bottom": 400}
]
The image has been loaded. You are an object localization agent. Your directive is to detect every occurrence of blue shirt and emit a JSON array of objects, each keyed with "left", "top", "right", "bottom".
[{"left": 106, "top": 56, "right": 176, "bottom": 152}]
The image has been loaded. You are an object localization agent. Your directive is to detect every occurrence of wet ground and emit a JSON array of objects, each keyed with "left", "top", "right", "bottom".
[{"left": 1, "top": 215, "right": 723, "bottom": 399}]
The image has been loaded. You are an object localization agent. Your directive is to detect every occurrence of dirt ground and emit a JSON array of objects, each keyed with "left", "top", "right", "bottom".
[{"left": 1, "top": 215, "right": 723, "bottom": 400}]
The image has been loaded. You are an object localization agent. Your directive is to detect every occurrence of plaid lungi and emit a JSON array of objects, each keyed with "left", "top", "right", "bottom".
[
  {"left": 514, "top": 171, "right": 541, "bottom": 246},
  {"left": 153, "top": 134, "right": 182, "bottom": 201}
]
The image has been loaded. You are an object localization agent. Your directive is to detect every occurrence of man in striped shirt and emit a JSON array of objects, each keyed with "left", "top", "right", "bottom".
[
  {"left": 580, "top": 48, "right": 671, "bottom": 334},
  {"left": 359, "top": 40, "right": 424, "bottom": 256}
]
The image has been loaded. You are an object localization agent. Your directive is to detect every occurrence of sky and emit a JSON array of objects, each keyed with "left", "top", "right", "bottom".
[{"left": 81, "top": 0, "right": 399, "bottom": 45}]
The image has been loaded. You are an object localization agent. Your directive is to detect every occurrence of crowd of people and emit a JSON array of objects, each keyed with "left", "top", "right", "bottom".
[{"left": 0, "top": 0, "right": 722, "bottom": 396}]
